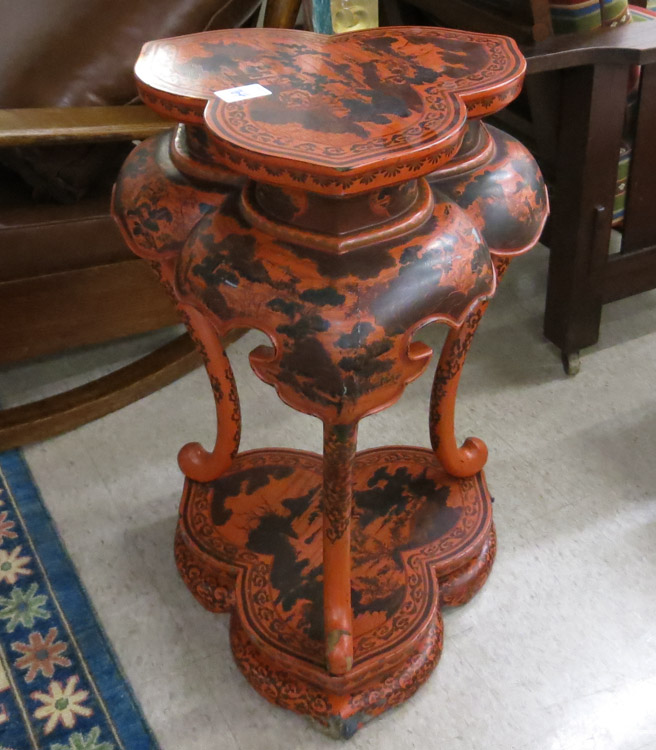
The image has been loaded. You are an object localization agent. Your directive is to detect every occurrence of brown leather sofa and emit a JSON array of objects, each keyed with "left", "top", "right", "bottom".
[{"left": 0, "top": 0, "right": 261, "bottom": 449}]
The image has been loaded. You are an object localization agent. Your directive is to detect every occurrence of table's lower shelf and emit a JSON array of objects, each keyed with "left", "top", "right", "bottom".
[{"left": 174, "top": 446, "right": 495, "bottom": 737}]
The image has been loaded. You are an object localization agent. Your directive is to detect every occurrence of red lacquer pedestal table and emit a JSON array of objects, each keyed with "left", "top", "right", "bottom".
[{"left": 112, "top": 26, "right": 548, "bottom": 738}]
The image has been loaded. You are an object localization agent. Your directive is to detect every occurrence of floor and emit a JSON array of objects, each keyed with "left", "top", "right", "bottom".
[{"left": 1, "top": 245, "right": 655, "bottom": 750}]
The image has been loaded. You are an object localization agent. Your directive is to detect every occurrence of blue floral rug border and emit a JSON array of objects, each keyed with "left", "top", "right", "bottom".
[{"left": 0, "top": 449, "right": 160, "bottom": 750}]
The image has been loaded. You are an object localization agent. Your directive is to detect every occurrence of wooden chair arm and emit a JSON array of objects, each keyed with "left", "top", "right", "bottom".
[
  {"left": 0, "top": 105, "right": 172, "bottom": 147},
  {"left": 525, "top": 21, "right": 656, "bottom": 73}
]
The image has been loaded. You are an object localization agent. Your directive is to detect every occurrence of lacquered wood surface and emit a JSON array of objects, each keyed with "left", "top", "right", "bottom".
[
  {"left": 135, "top": 27, "right": 525, "bottom": 193},
  {"left": 113, "top": 24, "right": 548, "bottom": 737}
]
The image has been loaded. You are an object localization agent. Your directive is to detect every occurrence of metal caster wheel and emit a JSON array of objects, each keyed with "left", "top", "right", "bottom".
[{"left": 561, "top": 351, "right": 580, "bottom": 376}]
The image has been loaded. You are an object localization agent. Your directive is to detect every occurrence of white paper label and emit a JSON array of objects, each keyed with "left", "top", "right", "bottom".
[{"left": 214, "top": 83, "right": 272, "bottom": 103}]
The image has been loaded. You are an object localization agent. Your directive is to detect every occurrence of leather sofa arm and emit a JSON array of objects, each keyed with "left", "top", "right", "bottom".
[{"left": 0, "top": 106, "right": 171, "bottom": 147}]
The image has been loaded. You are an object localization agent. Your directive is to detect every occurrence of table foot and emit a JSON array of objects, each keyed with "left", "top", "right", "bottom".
[{"left": 230, "top": 611, "right": 443, "bottom": 739}]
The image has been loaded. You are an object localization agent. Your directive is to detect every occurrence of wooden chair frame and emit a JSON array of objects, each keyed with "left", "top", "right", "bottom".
[
  {"left": 526, "top": 23, "right": 656, "bottom": 370},
  {"left": 400, "top": 1, "right": 656, "bottom": 370},
  {"left": 0, "top": 106, "right": 203, "bottom": 450}
]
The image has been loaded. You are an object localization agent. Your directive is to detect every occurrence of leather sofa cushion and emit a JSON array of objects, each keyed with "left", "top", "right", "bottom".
[
  {"left": 0, "top": 0, "right": 259, "bottom": 108},
  {"left": 0, "top": 0, "right": 260, "bottom": 201}
]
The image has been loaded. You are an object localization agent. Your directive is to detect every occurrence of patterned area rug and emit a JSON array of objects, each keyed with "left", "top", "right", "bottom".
[{"left": 0, "top": 450, "right": 159, "bottom": 750}]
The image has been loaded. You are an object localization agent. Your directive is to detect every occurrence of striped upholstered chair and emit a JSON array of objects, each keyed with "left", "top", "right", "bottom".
[{"left": 550, "top": 0, "right": 632, "bottom": 33}]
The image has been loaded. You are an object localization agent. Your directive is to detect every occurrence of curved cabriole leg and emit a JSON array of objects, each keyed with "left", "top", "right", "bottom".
[
  {"left": 429, "top": 308, "right": 489, "bottom": 478},
  {"left": 322, "top": 422, "right": 357, "bottom": 675},
  {"left": 177, "top": 304, "right": 241, "bottom": 482},
  {"left": 429, "top": 256, "right": 510, "bottom": 478}
]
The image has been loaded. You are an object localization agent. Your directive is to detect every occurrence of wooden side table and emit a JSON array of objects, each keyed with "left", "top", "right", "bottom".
[{"left": 113, "top": 26, "right": 548, "bottom": 738}]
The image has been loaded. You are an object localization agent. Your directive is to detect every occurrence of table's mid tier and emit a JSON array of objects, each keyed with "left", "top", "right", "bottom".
[
  {"left": 113, "top": 124, "right": 548, "bottom": 422},
  {"left": 135, "top": 26, "right": 526, "bottom": 191}
]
